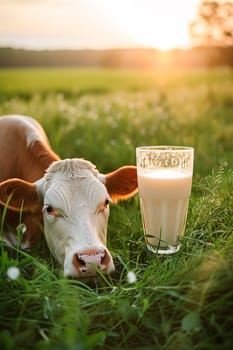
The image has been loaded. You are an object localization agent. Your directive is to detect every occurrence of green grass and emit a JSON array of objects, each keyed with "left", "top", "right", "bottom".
[
  {"left": 0, "top": 67, "right": 233, "bottom": 350},
  {"left": 0, "top": 67, "right": 232, "bottom": 99}
]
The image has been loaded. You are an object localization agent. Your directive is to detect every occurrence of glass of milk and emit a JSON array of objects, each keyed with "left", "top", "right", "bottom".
[{"left": 136, "top": 146, "right": 194, "bottom": 254}]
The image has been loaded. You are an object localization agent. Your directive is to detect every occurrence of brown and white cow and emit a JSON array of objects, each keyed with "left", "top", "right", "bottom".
[{"left": 0, "top": 115, "right": 138, "bottom": 278}]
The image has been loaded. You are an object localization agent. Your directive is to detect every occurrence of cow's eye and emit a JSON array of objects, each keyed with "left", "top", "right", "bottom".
[
  {"left": 43, "top": 205, "right": 59, "bottom": 217},
  {"left": 97, "top": 199, "right": 110, "bottom": 214},
  {"left": 46, "top": 205, "right": 54, "bottom": 214}
]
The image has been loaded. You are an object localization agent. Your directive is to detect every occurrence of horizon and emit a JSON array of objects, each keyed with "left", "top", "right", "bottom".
[
  {"left": 0, "top": 46, "right": 196, "bottom": 52},
  {"left": 0, "top": 0, "right": 200, "bottom": 52}
]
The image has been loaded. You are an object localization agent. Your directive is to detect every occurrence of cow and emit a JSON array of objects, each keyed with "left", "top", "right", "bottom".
[{"left": 0, "top": 115, "right": 138, "bottom": 278}]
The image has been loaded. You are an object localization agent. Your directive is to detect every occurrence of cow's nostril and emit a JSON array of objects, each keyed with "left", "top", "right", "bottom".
[
  {"left": 78, "top": 256, "right": 87, "bottom": 273},
  {"left": 100, "top": 250, "right": 111, "bottom": 269},
  {"left": 73, "top": 253, "right": 87, "bottom": 273}
]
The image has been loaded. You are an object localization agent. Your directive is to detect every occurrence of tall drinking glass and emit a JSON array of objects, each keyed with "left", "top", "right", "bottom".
[{"left": 136, "top": 146, "right": 194, "bottom": 254}]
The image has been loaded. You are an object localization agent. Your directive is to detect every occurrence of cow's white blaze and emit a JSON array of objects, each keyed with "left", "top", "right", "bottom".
[{"left": 36, "top": 158, "right": 114, "bottom": 277}]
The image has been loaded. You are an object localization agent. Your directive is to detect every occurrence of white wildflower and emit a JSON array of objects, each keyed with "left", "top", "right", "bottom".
[
  {"left": 127, "top": 271, "right": 137, "bottom": 284},
  {"left": 6, "top": 266, "right": 20, "bottom": 280}
]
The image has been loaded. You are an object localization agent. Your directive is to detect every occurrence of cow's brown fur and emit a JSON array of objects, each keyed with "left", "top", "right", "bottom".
[
  {"left": 0, "top": 116, "right": 59, "bottom": 182},
  {"left": 0, "top": 116, "right": 59, "bottom": 244},
  {"left": 105, "top": 166, "right": 138, "bottom": 203}
]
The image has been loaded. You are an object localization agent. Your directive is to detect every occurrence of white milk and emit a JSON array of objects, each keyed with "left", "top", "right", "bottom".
[{"left": 138, "top": 170, "right": 193, "bottom": 250}]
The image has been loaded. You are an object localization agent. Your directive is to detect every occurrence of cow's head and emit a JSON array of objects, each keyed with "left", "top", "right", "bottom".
[{"left": 0, "top": 159, "right": 138, "bottom": 278}]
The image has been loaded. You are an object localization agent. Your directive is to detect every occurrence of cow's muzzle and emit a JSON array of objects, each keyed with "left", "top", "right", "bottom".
[{"left": 72, "top": 248, "right": 114, "bottom": 277}]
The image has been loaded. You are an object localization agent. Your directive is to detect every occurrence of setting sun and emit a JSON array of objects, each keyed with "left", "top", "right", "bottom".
[
  {"left": 116, "top": 15, "right": 189, "bottom": 51},
  {"left": 108, "top": 0, "right": 199, "bottom": 50}
]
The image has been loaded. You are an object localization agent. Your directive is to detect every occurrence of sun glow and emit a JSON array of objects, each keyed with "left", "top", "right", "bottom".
[
  {"left": 112, "top": 2, "right": 193, "bottom": 51},
  {"left": 119, "top": 19, "right": 189, "bottom": 51}
]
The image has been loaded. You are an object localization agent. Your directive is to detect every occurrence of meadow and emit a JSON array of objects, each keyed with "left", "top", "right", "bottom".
[{"left": 0, "top": 67, "right": 233, "bottom": 350}]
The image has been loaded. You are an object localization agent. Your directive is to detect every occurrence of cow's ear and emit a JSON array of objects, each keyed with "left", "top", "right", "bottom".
[
  {"left": 0, "top": 179, "right": 41, "bottom": 213},
  {"left": 104, "top": 166, "right": 138, "bottom": 203}
]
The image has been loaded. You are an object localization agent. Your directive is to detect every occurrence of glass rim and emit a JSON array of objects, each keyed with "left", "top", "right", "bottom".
[{"left": 136, "top": 145, "right": 194, "bottom": 152}]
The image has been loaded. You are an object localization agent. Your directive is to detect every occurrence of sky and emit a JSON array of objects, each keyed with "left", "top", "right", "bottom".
[{"left": 0, "top": 0, "right": 201, "bottom": 51}]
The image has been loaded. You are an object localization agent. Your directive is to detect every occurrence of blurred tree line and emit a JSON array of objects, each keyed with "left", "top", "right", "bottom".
[
  {"left": 0, "top": 46, "right": 232, "bottom": 69},
  {"left": 0, "top": 0, "right": 232, "bottom": 69},
  {"left": 189, "top": 0, "right": 233, "bottom": 46}
]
